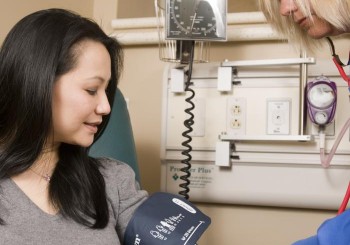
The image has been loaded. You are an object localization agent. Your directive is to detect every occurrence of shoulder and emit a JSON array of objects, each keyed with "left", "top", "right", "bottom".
[
  {"left": 95, "top": 157, "right": 148, "bottom": 239},
  {"left": 97, "top": 157, "right": 136, "bottom": 182},
  {"left": 95, "top": 157, "right": 146, "bottom": 199}
]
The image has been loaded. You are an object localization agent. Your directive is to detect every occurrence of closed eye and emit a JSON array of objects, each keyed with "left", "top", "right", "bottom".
[{"left": 86, "top": 89, "right": 97, "bottom": 95}]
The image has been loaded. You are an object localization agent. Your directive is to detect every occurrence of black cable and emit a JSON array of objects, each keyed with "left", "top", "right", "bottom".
[
  {"left": 326, "top": 37, "right": 336, "bottom": 57},
  {"left": 326, "top": 36, "right": 347, "bottom": 66},
  {"left": 179, "top": 41, "right": 195, "bottom": 200}
]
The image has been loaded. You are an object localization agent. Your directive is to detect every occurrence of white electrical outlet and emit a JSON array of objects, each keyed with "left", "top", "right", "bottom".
[
  {"left": 266, "top": 99, "right": 291, "bottom": 135},
  {"left": 226, "top": 97, "right": 246, "bottom": 135}
]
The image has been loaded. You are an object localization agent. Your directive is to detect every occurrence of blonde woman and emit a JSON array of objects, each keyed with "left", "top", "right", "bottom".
[
  {"left": 258, "top": 0, "right": 350, "bottom": 244},
  {"left": 259, "top": 0, "right": 350, "bottom": 50}
]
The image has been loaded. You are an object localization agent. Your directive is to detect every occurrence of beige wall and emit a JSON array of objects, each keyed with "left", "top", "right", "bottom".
[
  {"left": 0, "top": 0, "right": 93, "bottom": 43},
  {"left": 0, "top": 1, "right": 343, "bottom": 245}
]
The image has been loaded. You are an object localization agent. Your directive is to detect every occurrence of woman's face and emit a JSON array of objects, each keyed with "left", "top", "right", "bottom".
[
  {"left": 279, "top": 0, "right": 341, "bottom": 38},
  {"left": 52, "top": 40, "right": 111, "bottom": 147}
]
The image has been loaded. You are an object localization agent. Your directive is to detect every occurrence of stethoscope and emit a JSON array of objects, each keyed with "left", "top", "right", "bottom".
[
  {"left": 326, "top": 37, "right": 350, "bottom": 88},
  {"left": 326, "top": 37, "right": 350, "bottom": 214}
]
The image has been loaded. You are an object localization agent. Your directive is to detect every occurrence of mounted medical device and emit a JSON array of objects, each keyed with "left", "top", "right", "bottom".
[
  {"left": 305, "top": 75, "right": 341, "bottom": 168},
  {"left": 155, "top": 0, "right": 227, "bottom": 199},
  {"left": 165, "top": 0, "right": 226, "bottom": 41},
  {"left": 156, "top": 0, "right": 226, "bottom": 64},
  {"left": 306, "top": 76, "right": 337, "bottom": 126}
]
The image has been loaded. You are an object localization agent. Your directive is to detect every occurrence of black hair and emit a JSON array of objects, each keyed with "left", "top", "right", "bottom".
[{"left": 0, "top": 8, "right": 123, "bottom": 228}]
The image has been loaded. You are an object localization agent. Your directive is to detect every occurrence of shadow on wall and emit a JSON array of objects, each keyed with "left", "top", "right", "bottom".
[
  {"left": 137, "top": 142, "right": 162, "bottom": 193},
  {"left": 117, "top": 0, "right": 259, "bottom": 19}
]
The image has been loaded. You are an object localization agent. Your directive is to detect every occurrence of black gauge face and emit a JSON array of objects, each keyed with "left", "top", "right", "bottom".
[{"left": 166, "top": 0, "right": 226, "bottom": 41}]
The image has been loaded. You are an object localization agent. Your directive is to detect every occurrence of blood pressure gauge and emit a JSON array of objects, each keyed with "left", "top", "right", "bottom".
[
  {"left": 306, "top": 78, "right": 337, "bottom": 126},
  {"left": 165, "top": 0, "right": 227, "bottom": 41}
]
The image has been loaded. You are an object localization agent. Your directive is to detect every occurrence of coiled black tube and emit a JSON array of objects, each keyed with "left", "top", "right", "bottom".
[{"left": 179, "top": 41, "right": 195, "bottom": 200}]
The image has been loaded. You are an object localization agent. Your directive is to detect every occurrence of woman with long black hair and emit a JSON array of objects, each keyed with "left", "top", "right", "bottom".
[{"left": 0, "top": 8, "right": 147, "bottom": 244}]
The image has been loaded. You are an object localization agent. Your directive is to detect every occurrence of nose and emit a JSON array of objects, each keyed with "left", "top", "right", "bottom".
[
  {"left": 280, "top": 0, "right": 298, "bottom": 16},
  {"left": 96, "top": 92, "right": 111, "bottom": 116}
]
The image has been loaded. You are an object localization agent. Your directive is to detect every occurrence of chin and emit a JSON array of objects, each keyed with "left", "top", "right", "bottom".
[
  {"left": 68, "top": 138, "right": 94, "bottom": 148},
  {"left": 307, "top": 30, "right": 331, "bottom": 39},
  {"left": 307, "top": 23, "right": 336, "bottom": 39},
  {"left": 79, "top": 141, "right": 94, "bottom": 147}
]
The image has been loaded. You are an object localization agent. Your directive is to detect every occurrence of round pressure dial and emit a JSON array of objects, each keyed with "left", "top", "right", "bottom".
[
  {"left": 314, "top": 111, "right": 329, "bottom": 125},
  {"left": 166, "top": 0, "right": 226, "bottom": 41}
]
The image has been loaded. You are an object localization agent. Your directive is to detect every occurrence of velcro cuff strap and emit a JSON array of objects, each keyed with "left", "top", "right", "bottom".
[{"left": 124, "top": 192, "right": 211, "bottom": 245}]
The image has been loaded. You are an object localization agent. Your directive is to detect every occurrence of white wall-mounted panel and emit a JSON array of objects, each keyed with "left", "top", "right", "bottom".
[{"left": 160, "top": 59, "right": 350, "bottom": 210}]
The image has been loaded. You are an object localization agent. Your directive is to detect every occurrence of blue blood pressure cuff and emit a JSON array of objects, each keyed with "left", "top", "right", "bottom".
[
  {"left": 292, "top": 209, "right": 350, "bottom": 245},
  {"left": 124, "top": 192, "right": 211, "bottom": 245}
]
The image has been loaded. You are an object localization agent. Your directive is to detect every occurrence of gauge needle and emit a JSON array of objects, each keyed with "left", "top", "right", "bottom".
[
  {"left": 190, "top": 0, "right": 199, "bottom": 32},
  {"left": 190, "top": 12, "right": 197, "bottom": 32}
]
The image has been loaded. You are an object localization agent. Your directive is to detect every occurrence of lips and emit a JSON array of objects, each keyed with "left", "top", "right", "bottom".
[
  {"left": 296, "top": 17, "right": 306, "bottom": 25},
  {"left": 295, "top": 17, "right": 309, "bottom": 29},
  {"left": 84, "top": 121, "right": 101, "bottom": 133}
]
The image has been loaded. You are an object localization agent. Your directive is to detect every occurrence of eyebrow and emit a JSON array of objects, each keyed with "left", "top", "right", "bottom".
[
  {"left": 86, "top": 76, "right": 111, "bottom": 83},
  {"left": 85, "top": 76, "right": 111, "bottom": 90}
]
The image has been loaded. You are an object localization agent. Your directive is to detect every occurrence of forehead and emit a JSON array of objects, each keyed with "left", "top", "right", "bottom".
[
  {"left": 72, "top": 40, "right": 111, "bottom": 71},
  {"left": 54, "top": 39, "right": 112, "bottom": 87},
  {"left": 72, "top": 39, "right": 109, "bottom": 61}
]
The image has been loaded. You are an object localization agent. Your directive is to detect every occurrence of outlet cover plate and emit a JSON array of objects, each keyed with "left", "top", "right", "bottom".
[
  {"left": 226, "top": 97, "right": 246, "bottom": 136},
  {"left": 267, "top": 99, "right": 291, "bottom": 135}
]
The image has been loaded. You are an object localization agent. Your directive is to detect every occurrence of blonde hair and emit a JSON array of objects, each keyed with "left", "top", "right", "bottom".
[{"left": 258, "top": 0, "right": 350, "bottom": 51}]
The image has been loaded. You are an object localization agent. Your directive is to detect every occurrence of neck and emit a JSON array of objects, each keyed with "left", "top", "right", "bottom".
[{"left": 31, "top": 147, "right": 59, "bottom": 177}]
